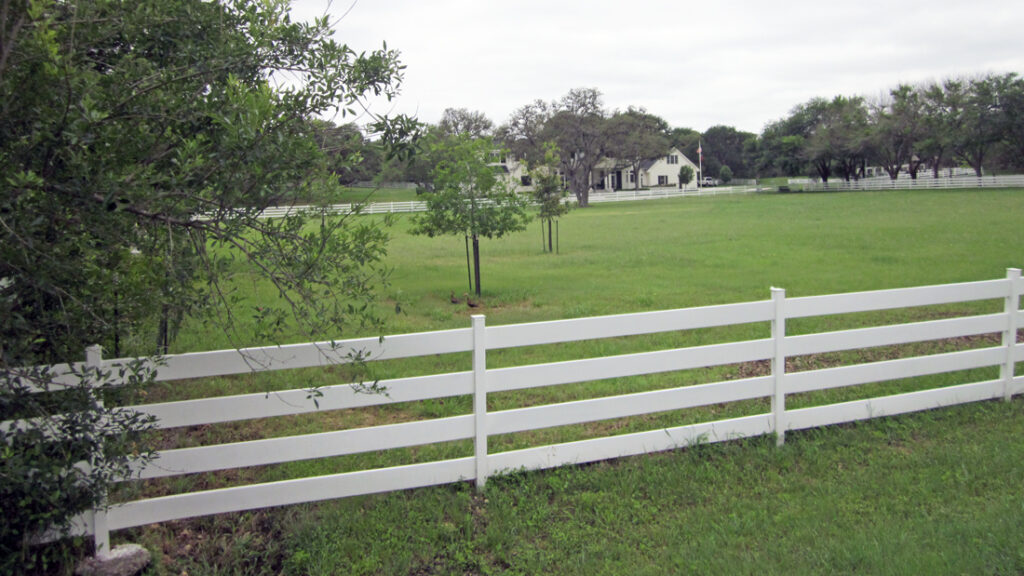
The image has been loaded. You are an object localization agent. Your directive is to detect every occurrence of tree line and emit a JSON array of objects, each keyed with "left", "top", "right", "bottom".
[
  {"left": 323, "top": 72, "right": 1024, "bottom": 194},
  {"left": 754, "top": 74, "right": 1024, "bottom": 182},
  {"left": 323, "top": 89, "right": 726, "bottom": 206}
]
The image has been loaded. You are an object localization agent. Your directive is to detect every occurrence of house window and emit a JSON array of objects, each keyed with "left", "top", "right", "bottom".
[
  {"left": 521, "top": 175, "right": 532, "bottom": 186},
  {"left": 658, "top": 175, "right": 669, "bottom": 186},
  {"left": 628, "top": 172, "right": 635, "bottom": 183},
  {"left": 666, "top": 155, "right": 679, "bottom": 164}
]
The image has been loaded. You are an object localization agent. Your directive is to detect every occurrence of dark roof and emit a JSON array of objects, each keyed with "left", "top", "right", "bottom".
[{"left": 639, "top": 158, "right": 659, "bottom": 171}]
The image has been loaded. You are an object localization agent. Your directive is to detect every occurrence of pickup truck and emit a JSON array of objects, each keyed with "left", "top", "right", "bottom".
[{"left": 701, "top": 177, "right": 717, "bottom": 187}]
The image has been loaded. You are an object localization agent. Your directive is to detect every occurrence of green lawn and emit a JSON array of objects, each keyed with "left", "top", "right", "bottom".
[
  {"left": 176, "top": 187, "right": 1024, "bottom": 351},
  {"left": 112, "top": 188, "right": 1024, "bottom": 575},
  {"left": 335, "top": 185, "right": 420, "bottom": 204},
  {"left": 131, "top": 399, "right": 1024, "bottom": 576}
]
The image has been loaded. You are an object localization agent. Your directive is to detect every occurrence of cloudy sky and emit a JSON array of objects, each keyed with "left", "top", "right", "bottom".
[{"left": 289, "top": 0, "right": 1024, "bottom": 134}]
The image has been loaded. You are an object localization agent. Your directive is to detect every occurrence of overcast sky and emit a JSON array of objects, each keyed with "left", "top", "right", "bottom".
[{"left": 289, "top": 0, "right": 1024, "bottom": 135}]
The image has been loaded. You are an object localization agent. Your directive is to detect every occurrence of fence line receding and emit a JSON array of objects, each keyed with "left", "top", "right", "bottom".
[{"left": 16, "top": 271, "right": 1024, "bottom": 555}]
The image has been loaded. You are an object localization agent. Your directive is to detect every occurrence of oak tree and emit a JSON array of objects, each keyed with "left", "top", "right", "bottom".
[{"left": 0, "top": 0, "right": 414, "bottom": 566}]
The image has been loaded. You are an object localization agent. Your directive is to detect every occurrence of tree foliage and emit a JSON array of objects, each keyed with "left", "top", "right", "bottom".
[
  {"left": 438, "top": 107, "right": 494, "bottom": 139},
  {"left": 0, "top": 0, "right": 414, "bottom": 564},
  {"left": 755, "top": 116, "right": 808, "bottom": 178},
  {"left": 951, "top": 75, "right": 1006, "bottom": 176},
  {"left": 605, "top": 107, "right": 670, "bottom": 190},
  {"left": 411, "top": 136, "right": 529, "bottom": 295},
  {"left": 313, "top": 121, "right": 384, "bottom": 186},
  {"left": 678, "top": 165, "right": 694, "bottom": 188},
  {"left": 541, "top": 88, "right": 608, "bottom": 207},
  {"left": 755, "top": 72, "right": 1024, "bottom": 180},
  {"left": 699, "top": 125, "right": 756, "bottom": 179},
  {"left": 530, "top": 143, "right": 570, "bottom": 252},
  {"left": 868, "top": 85, "right": 925, "bottom": 180},
  {"left": 496, "top": 99, "right": 551, "bottom": 169},
  {"left": 500, "top": 88, "right": 609, "bottom": 207},
  {"left": 998, "top": 74, "right": 1024, "bottom": 169}
]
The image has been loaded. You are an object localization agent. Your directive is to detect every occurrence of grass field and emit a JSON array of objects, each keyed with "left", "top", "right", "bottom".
[
  {"left": 177, "top": 187, "right": 1024, "bottom": 350},
  {"left": 105, "top": 188, "right": 1024, "bottom": 575},
  {"left": 335, "top": 186, "right": 420, "bottom": 204}
]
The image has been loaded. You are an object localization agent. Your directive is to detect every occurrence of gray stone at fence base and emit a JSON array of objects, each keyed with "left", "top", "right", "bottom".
[{"left": 75, "top": 543, "right": 151, "bottom": 576}]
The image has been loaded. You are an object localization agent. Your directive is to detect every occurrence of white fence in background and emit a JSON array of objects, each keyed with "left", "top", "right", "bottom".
[
  {"left": 256, "top": 186, "right": 760, "bottom": 219},
  {"left": 257, "top": 200, "right": 428, "bottom": 219},
  {"left": 24, "top": 271, "right": 1024, "bottom": 555},
  {"left": 587, "top": 185, "right": 761, "bottom": 203},
  {"left": 798, "top": 174, "right": 1024, "bottom": 192},
  {"left": 256, "top": 175, "right": 1024, "bottom": 219}
]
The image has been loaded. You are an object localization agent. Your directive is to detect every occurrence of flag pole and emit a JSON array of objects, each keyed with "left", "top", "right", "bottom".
[{"left": 697, "top": 140, "right": 703, "bottom": 191}]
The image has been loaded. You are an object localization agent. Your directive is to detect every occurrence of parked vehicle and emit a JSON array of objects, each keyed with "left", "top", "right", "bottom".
[{"left": 701, "top": 177, "right": 717, "bottom": 187}]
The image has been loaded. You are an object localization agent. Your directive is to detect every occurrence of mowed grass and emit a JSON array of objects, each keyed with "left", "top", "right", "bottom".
[
  {"left": 279, "top": 400, "right": 1024, "bottom": 576},
  {"left": 175, "top": 187, "right": 1024, "bottom": 350},
  {"left": 335, "top": 186, "right": 420, "bottom": 204},
  {"left": 121, "top": 188, "right": 1024, "bottom": 575},
  {"left": 379, "top": 187, "right": 1023, "bottom": 330},
  {"left": 133, "top": 399, "right": 1024, "bottom": 575}
]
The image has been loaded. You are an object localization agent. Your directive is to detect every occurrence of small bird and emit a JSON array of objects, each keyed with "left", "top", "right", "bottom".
[
  {"left": 464, "top": 293, "right": 480, "bottom": 308},
  {"left": 449, "top": 290, "right": 460, "bottom": 304}
]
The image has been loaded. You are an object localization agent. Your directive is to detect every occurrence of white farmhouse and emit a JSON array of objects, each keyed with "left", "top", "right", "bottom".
[
  {"left": 491, "top": 147, "right": 699, "bottom": 192},
  {"left": 489, "top": 150, "right": 532, "bottom": 189},
  {"left": 592, "top": 147, "right": 699, "bottom": 190}
]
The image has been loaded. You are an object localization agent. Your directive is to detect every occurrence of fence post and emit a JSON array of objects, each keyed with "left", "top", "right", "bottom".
[
  {"left": 771, "top": 288, "right": 786, "bottom": 446},
  {"left": 85, "top": 345, "right": 111, "bottom": 558},
  {"left": 471, "top": 315, "right": 488, "bottom": 490},
  {"left": 1003, "top": 268, "right": 1021, "bottom": 401}
]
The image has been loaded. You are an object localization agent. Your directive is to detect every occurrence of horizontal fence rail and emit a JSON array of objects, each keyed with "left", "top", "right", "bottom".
[
  {"left": 799, "top": 174, "right": 1024, "bottom": 192},
  {"left": 20, "top": 270, "right": 1023, "bottom": 556}
]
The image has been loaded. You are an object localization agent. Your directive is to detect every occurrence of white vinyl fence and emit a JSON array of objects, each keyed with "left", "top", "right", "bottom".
[
  {"left": 21, "top": 271, "right": 1024, "bottom": 555},
  {"left": 587, "top": 185, "right": 762, "bottom": 203},
  {"left": 799, "top": 174, "right": 1024, "bottom": 192},
  {"left": 257, "top": 200, "right": 428, "bottom": 219},
  {"left": 256, "top": 186, "right": 760, "bottom": 219},
  {"left": 256, "top": 172, "right": 1024, "bottom": 217},
  {"left": 256, "top": 175, "right": 1024, "bottom": 219}
]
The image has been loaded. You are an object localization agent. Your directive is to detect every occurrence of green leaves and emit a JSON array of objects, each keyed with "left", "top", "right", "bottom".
[
  {"left": 413, "top": 135, "right": 530, "bottom": 240},
  {"left": 1, "top": 0, "right": 411, "bottom": 563},
  {"left": 411, "top": 134, "right": 530, "bottom": 294}
]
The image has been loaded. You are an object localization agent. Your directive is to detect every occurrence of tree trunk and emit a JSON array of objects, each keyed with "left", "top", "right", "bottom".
[
  {"left": 814, "top": 160, "right": 831, "bottom": 183},
  {"left": 471, "top": 234, "right": 482, "bottom": 296},
  {"left": 547, "top": 219, "right": 553, "bottom": 252},
  {"left": 908, "top": 157, "right": 921, "bottom": 179},
  {"left": 113, "top": 287, "right": 120, "bottom": 358},
  {"left": 156, "top": 304, "right": 170, "bottom": 355},
  {"left": 464, "top": 235, "right": 472, "bottom": 293},
  {"left": 972, "top": 159, "right": 983, "bottom": 177}
]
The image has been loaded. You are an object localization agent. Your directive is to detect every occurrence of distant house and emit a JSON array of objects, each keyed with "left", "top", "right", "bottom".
[
  {"left": 592, "top": 147, "right": 699, "bottom": 191},
  {"left": 491, "top": 146, "right": 699, "bottom": 192},
  {"left": 489, "top": 151, "right": 531, "bottom": 189}
]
